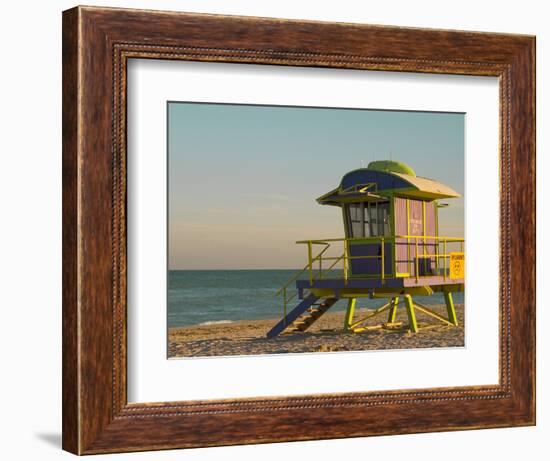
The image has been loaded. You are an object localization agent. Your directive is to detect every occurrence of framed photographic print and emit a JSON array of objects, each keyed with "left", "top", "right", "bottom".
[{"left": 62, "top": 6, "right": 535, "bottom": 454}]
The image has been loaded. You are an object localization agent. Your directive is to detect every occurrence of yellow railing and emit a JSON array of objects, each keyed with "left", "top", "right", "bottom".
[
  {"left": 275, "top": 242, "right": 344, "bottom": 321},
  {"left": 276, "top": 235, "right": 464, "bottom": 325},
  {"left": 303, "top": 235, "right": 462, "bottom": 278}
]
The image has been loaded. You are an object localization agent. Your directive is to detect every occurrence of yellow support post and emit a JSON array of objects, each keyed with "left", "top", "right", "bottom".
[
  {"left": 444, "top": 291, "right": 458, "bottom": 326},
  {"left": 381, "top": 237, "right": 385, "bottom": 285},
  {"left": 404, "top": 294, "right": 418, "bottom": 333},
  {"left": 444, "top": 239, "right": 447, "bottom": 281},
  {"left": 422, "top": 201, "right": 427, "bottom": 275},
  {"left": 387, "top": 296, "right": 399, "bottom": 323},
  {"left": 283, "top": 287, "right": 287, "bottom": 327},
  {"left": 350, "top": 301, "right": 392, "bottom": 329},
  {"left": 435, "top": 201, "right": 439, "bottom": 273},
  {"left": 413, "top": 302, "right": 457, "bottom": 326},
  {"left": 343, "top": 239, "right": 349, "bottom": 285},
  {"left": 390, "top": 198, "right": 396, "bottom": 278},
  {"left": 307, "top": 241, "right": 313, "bottom": 285},
  {"left": 344, "top": 298, "right": 357, "bottom": 331},
  {"left": 406, "top": 199, "right": 411, "bottom": 277},
  {"left": 415, "top": 239, "right": 419, "bottom": 282}
]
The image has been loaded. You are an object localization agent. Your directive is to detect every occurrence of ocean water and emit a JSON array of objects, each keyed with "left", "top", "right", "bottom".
[{"left": 168, "top": 270, "right": 464, "bottom": 328}]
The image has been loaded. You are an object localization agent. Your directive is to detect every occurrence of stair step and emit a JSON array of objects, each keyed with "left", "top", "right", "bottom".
[{"left": 267, "top": 296, "right": 338, "bottom": 338}]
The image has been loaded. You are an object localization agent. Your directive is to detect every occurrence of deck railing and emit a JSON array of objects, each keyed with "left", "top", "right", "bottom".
[{"left": 277, "top": 235, "right": 464, "bottom": 317}]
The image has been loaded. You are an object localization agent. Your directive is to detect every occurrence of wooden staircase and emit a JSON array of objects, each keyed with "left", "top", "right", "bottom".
[
  {"left": 286, "top": 298, "right": 337, "bottom": 332},
  {"left": 266, "top": 294, "right": 338, "bottom": 338}
]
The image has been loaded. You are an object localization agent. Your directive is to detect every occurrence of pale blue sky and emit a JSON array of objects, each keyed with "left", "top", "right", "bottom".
[{"left": 168, "top": 102, "right": 464, "bottom": 269}]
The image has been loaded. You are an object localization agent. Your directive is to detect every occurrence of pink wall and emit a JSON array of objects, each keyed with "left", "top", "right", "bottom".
[{"left": 394, "top": 197, "right": 437, "bottom": 276}]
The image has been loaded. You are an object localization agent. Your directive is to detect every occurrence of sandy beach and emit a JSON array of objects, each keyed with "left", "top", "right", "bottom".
[{"left": 168, "top": 303, "right": 464, "bottom": 358}]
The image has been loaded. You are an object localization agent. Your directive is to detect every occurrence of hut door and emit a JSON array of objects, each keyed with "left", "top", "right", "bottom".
[
  {"left": 408, "top": 200, "right": 436, "bottom": 276},
  {"left": 347, "top": 202, "right": 391, "bottom": 277}
]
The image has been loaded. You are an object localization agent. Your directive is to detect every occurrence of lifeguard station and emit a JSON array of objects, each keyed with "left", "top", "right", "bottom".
[{"left": 267, "top": 160, "right": 465, "bottom": 338}]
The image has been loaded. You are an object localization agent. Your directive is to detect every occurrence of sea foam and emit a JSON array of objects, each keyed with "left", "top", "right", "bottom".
[{"left": 198, "top": 320, "right": 233, "bottom": 326}]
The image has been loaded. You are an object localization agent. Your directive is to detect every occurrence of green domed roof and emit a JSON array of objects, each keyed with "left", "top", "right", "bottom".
[{"left": 366, "top": 160, "right": 416, "bottom": 177}]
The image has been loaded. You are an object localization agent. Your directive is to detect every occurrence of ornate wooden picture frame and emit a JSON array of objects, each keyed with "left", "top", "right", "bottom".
[{"left": 62, "top": 6, "right": 535, "bottom": 454}]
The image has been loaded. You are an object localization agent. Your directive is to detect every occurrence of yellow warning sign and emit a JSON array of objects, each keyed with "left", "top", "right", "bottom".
[{"left": 450, "top": 252, "right": 465, "bottom": 279}]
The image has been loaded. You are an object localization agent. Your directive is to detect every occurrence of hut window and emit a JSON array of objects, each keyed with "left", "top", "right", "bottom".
[
  {"left": 349, "top": 204, "right": 363, "bottom": 237},
  {"left": 347, "top": 202, "right": 391, "bottom": 238},
  {"left": 366, "top": 202, "right": 390, "bottom": 237},
  {"left": 378, "top": 202, "right": 391, "bottom": 236},
  {"left": 367, "top": 202, "right": 376, "bottom": 236}
]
